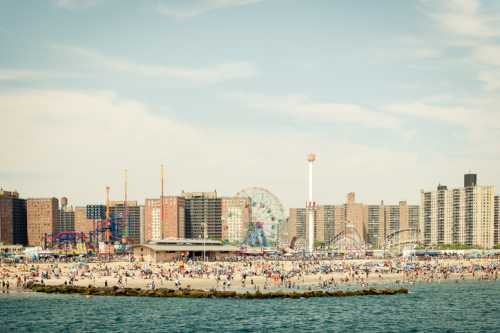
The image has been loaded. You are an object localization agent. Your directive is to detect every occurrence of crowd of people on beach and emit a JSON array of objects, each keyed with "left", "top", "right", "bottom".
[{"left": 0, "top": 254, "right": 498, "bottom": 293}]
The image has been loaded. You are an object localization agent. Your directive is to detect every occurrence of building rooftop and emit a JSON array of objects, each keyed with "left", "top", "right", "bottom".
[
  {"left": 149, "top": 239, "right": 223, "bottom": 246},
  {"left": 135, "top": 243, "right": 240, "bottom": 252},
  {"left": 0, "top": 189, "right": 19, "bottom": 198},
  {"left": 181, "top": 191, "right": 218, "bottom": 199},
  {"left": 109, "top": 200, "right": 139, "bottom": 206}
]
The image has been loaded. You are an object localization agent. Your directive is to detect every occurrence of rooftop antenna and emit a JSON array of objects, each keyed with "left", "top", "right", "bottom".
[
  {"left": 160, "top": 164, "right": 165, "bottom": 239},
  {"left": 124, "top": 169, "right": 128, "bottom": 243}
]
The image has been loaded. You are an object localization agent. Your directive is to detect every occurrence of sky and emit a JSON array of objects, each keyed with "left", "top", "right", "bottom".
[{"left": 1, "top": 0, "right": 500, "bottom": 210}]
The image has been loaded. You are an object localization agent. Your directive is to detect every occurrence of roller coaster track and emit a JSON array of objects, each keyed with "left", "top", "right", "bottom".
[
  {"left": 328, "top": 228, "right": 366, "bottom": 250},
  {"left": 384, "top": 228, "right": 421, "bottom": 249}
]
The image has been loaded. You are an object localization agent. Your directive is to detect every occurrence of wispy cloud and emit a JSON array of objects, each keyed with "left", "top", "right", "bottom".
[
  {"left": 387, "top": 102, "right": 474, "bottom": 127},
  {"left": 473, "top": 44, "right": 500, "bottom": 66},
  {"left": 55, "top": 45, "right": 257, "bottom": 83},
  {"left": 421, "top": 0, "right": 500, "bottom": 38},
  {"left": 0, "top": 69, "right": 51, "bottom": 81},
  {"left": 225, "top": 92, "right": 400, "bottom": 129},
  {"left": 0, "top": 68, "right": 84, "bottom": 81},
  {"left": 478, "top": 70, "right": 500, "bottom": 92},
  {"left": 158, "top": 0, "right": 264, "bottom": 18},
  {"left": 386, "top": 101, "right": 500, "bottom": 144},
  {"left": 386, "top": 100, "right": 500, "bottom": 155},
  {"left": 0, "top": 89, "right": 425, "bottom": 206},
  {"left": 419, "top": 0, "right": 500, "bottom": 93},
  {"left": 52, "top": 0, "right": 99, "bottom": 10},
  {"left": 374, "top": 35, "right": 442, "bottom": 62}
]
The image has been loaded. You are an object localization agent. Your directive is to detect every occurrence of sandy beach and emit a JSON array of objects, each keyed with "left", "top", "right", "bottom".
[{"left": 1, "top": 258, "right": 498, "bottom": 293}]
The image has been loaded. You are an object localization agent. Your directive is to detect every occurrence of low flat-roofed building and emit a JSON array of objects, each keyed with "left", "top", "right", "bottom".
[
  {"left": 133, "top": 239, "right": 240, "bottom": 262},
  {"left": 0, "top": 243, "right": 24, "bottom": 255}
]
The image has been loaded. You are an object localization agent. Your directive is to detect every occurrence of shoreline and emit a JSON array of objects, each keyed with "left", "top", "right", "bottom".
[
  {"left": 17, "top": 274, "right": 500, "bottom": 298},
  {"left": 1, "top": 258, "right": 497, "bottom": 295},
  {"left": 24, "top": 283, "right": 409, "bottom": 298}
]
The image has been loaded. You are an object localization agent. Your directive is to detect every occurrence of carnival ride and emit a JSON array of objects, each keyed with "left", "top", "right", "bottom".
[
  {"left": 94, "top": 215, "right": 122, "bottom": 243},
  {"left": 44, "top": 213, "right": 124, "bottom": 254},
  {"left": 42, "top": 170, "right": 137, "bottom": 255},
  {"left": 383, "top": 228, "right": 422, "bottom": 254},
  {"left": 43, "top": 231, "right": 90, "bottom": 254},
  {"left": 328, "top": 225, "right": 366, "bottom": 253},
  {"left": 289, "top": 236, "right": 306, "bottom": 251},
  {"left": 236, "top": 187, "right": 286, "bottom": 247}
]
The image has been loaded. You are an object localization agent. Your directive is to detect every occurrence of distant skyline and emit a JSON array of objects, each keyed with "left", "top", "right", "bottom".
[{"left": 1, "top": 0, "right": 500, "bottom": 208}]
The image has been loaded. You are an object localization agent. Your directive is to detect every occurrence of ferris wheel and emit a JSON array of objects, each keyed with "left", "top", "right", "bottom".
[{"left": 236, "top": 187, "right": 286, "bottom": 247}]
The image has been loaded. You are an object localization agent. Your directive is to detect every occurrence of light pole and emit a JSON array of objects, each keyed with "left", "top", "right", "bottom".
[{"left": 202, "top": 222, "right": 207, "bottom": 262}]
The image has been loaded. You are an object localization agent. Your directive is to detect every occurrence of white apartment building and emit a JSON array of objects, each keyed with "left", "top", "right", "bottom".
[
  {"left": 221, "top": 197, "right": 251, "bottom": 243},
  {"left": 420, "top": 174, "right": 496, "bottom": 249}
]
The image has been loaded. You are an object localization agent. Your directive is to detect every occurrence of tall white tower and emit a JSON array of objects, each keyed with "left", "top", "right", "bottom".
[{"left": 306, "top": 153, "right": 316, "bottom": 253}]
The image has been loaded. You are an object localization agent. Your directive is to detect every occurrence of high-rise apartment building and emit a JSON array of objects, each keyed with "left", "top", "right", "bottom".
[
  {"left": 27, "top": 198, "right": 58, "bottom": 246},
  {"left": 144, "top": 199, "right": 160, "bottom": 241},
  {"left": 86, "top": 205, "right": 106, "bottom": 220},
  {"left": 0, "top": 189, "right": 27, "bottom": 245},
  {"left": 74, "top": 206, "right": 94, "bottom": 235},
  {"left": 183, "top": 191, "right": 221, "bottom": 240},
  {"left": 494, "top": 195, "right": 499, "bottom": 246},
  {"left": 420, "top": 174, "right": 495, "bottom": 248},
  {"left": 56, "top": 207, "right": 75, "bottom": 233},
  {"left": 140, "top": 206, "right": 145, "bottom": 244},
  {"left": 315, "top": 205, "right": 336, "bottom": 244},
  {"left": 56, "top": 197, "right": 74, "bottom": 234},
  {"left": 144, "top": 196, "right": 185, "bottom": 242},
  {"left": 338, "top": 193, "right": 366, "bottom": 243},
  {"left": 109, "top": 201, "right": 141, "bottom": 244},
  {"left": 288, "top": 208, "right": 306, "bottom": 242},
  {"left": 321, "top": 193, "right": 366, "bottom": 245},
  {"left": 289, "top": 193, "right": 419, "bottom": 250},
  {"left": 365, "top": 201, "right": 419, "bottom": 249},
  {"left": 366, "top": 204, "right": 384, "bottom": 248},
  {"left": 464, "top": 173, "right": 477, "bottom": 187},
  {"left": 408, "top": 205, "right": 420, "bottom": 235},
  {"left": 289, "top": 206, "right": 337, "bottom": 248},
  {"left": 221, "top": 196, "right": 251, "bottom": 243}
]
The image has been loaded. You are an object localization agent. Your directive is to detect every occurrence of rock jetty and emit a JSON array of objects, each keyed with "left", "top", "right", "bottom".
[{"left": 26, "top": 284, "right": 408, "bottom": 299}]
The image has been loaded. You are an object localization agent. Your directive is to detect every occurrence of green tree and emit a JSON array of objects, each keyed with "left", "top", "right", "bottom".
[{"left": 314, "top": 241, "right": 325, "bottom": 249}]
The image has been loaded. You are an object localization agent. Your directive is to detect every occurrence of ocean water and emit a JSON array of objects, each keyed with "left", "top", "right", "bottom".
[{"left": 1, "top": 281, "right": 499, "bottom": 332}]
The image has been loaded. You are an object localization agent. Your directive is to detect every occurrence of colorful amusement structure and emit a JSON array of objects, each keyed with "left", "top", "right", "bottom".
[{"left": 236, "top": 187, "right": 286, "bottom": 248}]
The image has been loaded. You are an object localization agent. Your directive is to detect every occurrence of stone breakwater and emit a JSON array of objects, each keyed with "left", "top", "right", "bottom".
[{"left": 26, "top": 284, "right": 408, "bottom": 299}]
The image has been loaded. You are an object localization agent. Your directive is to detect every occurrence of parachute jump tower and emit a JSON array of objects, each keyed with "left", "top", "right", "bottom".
[
  {"left": 105, "top": 186, "right": 111, "bottom": 243},
  {"left": 306, "top": 153, "right": 316, "bottom": 254}
]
